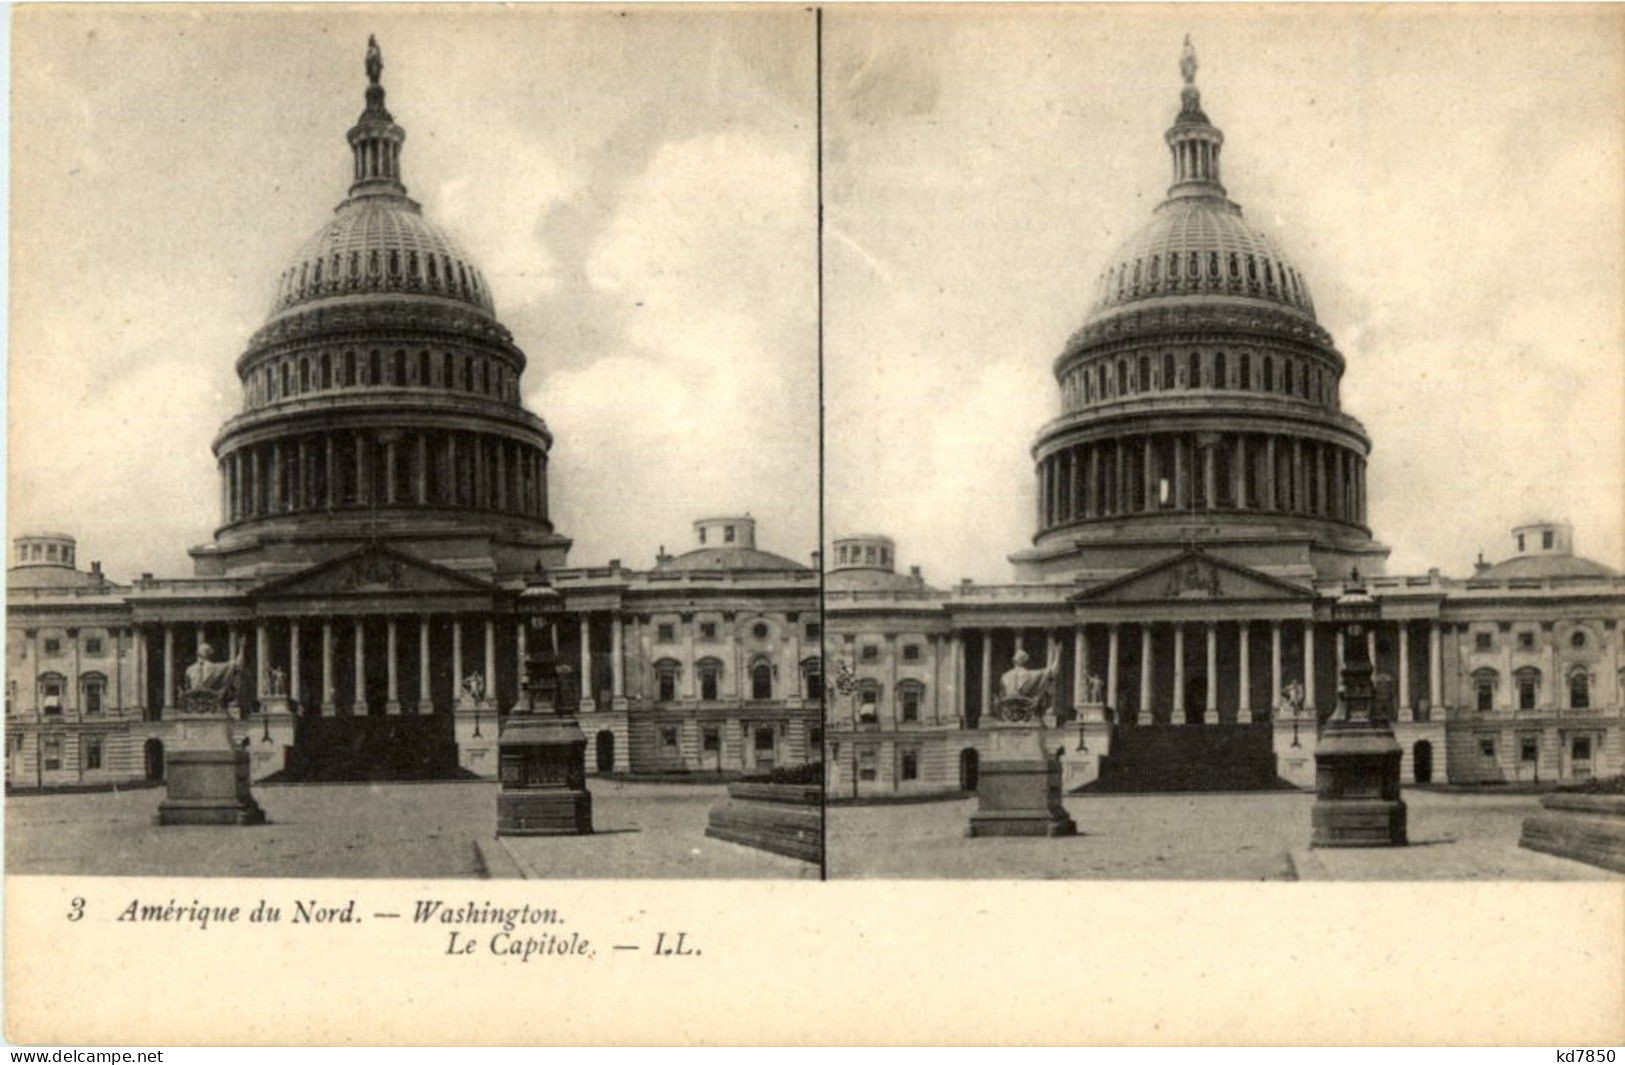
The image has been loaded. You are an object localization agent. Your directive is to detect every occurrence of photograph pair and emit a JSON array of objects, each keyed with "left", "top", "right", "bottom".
[{"left": 7, "top": 4, "right": 1623, "bottom": 891}]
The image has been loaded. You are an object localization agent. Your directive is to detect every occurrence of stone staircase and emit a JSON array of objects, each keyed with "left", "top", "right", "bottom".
[
  {"left": 1088, "top": 721, "right": 1291, "bottom": 793},
  {"left": 272, "top": 713, "right": 466, "bottom": 781}
]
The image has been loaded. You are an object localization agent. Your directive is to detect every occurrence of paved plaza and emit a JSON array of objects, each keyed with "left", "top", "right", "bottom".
[
  {"left": 5, "top": 780, "right": 813, "bottom": 879},
  {"left": 828, "top": 789, "right": 1625, "bottom": 880}
]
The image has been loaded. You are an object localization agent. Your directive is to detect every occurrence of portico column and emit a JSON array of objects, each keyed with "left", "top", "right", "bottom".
[
  {"left": 1237, "top": 621, "right": 1252, "bottom": 723},
  {"left": 1106, "top": 623, "right": 1120, "bottom": 711},
  {"left": 1428, "top": 621, "right": 1442, "bottom": 715},
  {"left": 289, "top": 621, "right": 301, "bottom": 705},
  {"left": 255, "top": 621, "right": 269, "bottom": 708},
  {"left": 1172, "top": 624, "right": 1186, "bottom": 722},
  {"left": 1304, "top": 621, "right": 1317, "bottom": 713},
  {"left": 1270, "top": 620, "right": 1282, "bottom": 712},
  {"left": 611, "top": 615, "right": 625, "bottom": 702},
  {"left": 483, "top": 617, "right": 496, "bottom": 707},
  {"left": 320, "top": 621, "right": 335, "bottom": 714},
  {"left": 581, "top": 615, "right": 596, "bottom": 710},
  {"left": 385, "top": 617, "right": 400, "bottom": 713},
  {"left": 419, "top": 617, "right": 432, "bottom": 710},
  {"left": 1397, "top": 623, "right": 1411, "bottom": 721},
  {"left": 1072, "top": 625, "right": 1087, "bottom": 714},
  {"left": 1138, "top": 624, "right": 1153, "bottom": 725},
  {"left": 516, "top": 618, "right": 528, "bottom": 699},
  {"left": 452, "top": 619, "right": 465, "bottom": 706},
  {"left": 980, "top": 630, "right": 992, "bottom": 722},
  {"left": 133, "top": 626, "right": 147, "bottom": 712},
  {"left": 353, "top": 618, "right": 366, "bottom": 714},
  {"left": 162, "top": 624, "right": 175, "bottom": 711},
  {"left": 1204, "top": 622, "right": 1217, "bottom": 723}
]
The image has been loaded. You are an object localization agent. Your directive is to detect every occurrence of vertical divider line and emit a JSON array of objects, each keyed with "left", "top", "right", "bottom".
[{"left": 815, "top": 4, "right": 828, "bottom": 882}]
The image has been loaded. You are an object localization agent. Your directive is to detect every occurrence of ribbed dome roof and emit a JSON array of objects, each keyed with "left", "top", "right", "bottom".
[
  {"left": 270, "top": 198, "right": 494, "bottom": 317},
  {"left": 1088, "top": 198, "right": 1316, "bottom": 321},
  {"left": 1476, "top": 553, "right": 1619, "bottom": 581}
]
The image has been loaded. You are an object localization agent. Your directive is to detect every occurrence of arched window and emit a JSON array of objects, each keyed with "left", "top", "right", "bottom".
[
  {"left": 897, "top": 679, "right": 925, "bottom": 723},
  {"left": 750, "top": 659, "right": 773, "bottom": 701},
  {"left": 1137, "top": 355, "right": 1149, "bottom": 393},
  {"left": 393, "top": 350, "right": 405, "bottom": 385},
  {"left": 1569, "top": 669, "right": 1591, "bottom": 710},
  {"left": 1214, "top": 351, "right": 1227, "bottom": 390},
  {"left": 1188, "top": 351, "right": 1201, "bottom": 388},
  {"left": 368, "top": 350, "right": 380, "bottom": 385},
  {"left": 1239, "top": 352, "right": 1250, "bottom": 390},
  {"left": 856, "top": 679, "right": 880, "bottom": 723},
  {"left": 1162, "top": 352, "right": 1174, "bottom": 391},
  {"left": 1513, "top": 667, "right": 1541, "bottom": 711},
  {"left": 443, "top": 352, "right": 454, "bottom": 387},
  {"left": 345, "top": 351, "right": 357, "bottom": 387},
  {"left": 300, "top": 359, "right": 310, "bottom": 392},
  {"left": 38, "top": 672, "right": 65, "bottom": 714},
  {"left": 80, "top": 672, "right": 107, "bottom": 714},
  {"left": 320, "top": 353, "right": 331, "bottom": 389},
  {"left": 1263, "top": 355, "right": 1274, "bottom": 391},
  {"left": 280, "top": 362, "right": 290, "bottom": 397},
  {"left": 418, "top": 350, "right": 430, "bottom": 385},
  {"left": 1284, "top": 360, "right": 1295, "bottom": 395},
  {"left": 1117, "top": 360, "right": 1127, "bottom": 395},
  {"left": 696, "top": 658, "right": 722, "bottom": 702},
  {"left": 801, "top": 657, "right": 823, "bottom": 701},
  {"left": 653, "top": 659, "right": 681, "bottom": 704},
  {"left": 1169, "top": 253, "right": 1180, "bottom": 281}
]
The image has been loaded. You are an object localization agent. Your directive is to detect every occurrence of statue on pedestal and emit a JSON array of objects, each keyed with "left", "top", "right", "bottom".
[
  {"left": 993, "top": 647, "right": 1060, "bottom": 723},
  {"left": 182, "top": 643, "right": 245, "bottom": 714},
  {"left": 461, "top": 670, "right": 486, "bottom": 705}
]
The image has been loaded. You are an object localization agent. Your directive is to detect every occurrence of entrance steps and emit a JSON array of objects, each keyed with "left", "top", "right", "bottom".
[
  {"left": 1087, "top": 721, "right": 1293, "bottom": 793},
  {"left": 268, "top": 713, "right": 467, "bottom": 782}
]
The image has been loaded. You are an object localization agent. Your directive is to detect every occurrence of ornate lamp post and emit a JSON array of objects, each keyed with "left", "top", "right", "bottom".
[{"left": 1311, "top": 575, "right": 1408, "bottom": 847}]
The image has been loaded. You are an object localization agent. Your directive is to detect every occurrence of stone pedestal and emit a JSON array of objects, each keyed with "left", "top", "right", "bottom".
[
  {"left": 967, "top": 726, "right": 1077, "bottom": 838},
  {"left": 496, "top": 714, "right": 593, "bottom": 836},
  {"left": 158, "top": 711, "right": 266, "bottom": 827},
  {"left": 1311, "top": 717, "right": 1407, "bottom": 847}
]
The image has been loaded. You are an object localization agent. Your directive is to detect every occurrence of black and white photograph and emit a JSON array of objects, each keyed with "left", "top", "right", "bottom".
[
  {"left": 821, "top": 7, "right": 1625, "bottom": 880},
  {"left": 7, "top": 6, "right": 821, "bottom": 880}
]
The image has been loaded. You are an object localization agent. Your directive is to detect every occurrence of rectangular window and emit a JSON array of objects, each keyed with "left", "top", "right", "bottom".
[
  {"left": 901, "top": 750, "right": 919, "bottom": 781},
  {"left": 43, "top": 638, "right": 61, "bottom": 656},
  {"left": 699, "top": 622, "right": 717, "bottom": 640},
  {"left": 1478, "top": 736, "right": 1496, "bottom": 759},
  {"left": 84, "top": 681, "right": 103, "bottom": 715},
  {"left": 84, "top": 736, "right": 103, "bottom": 770},
  {"left": 753, "top": 727, "right": 774, "bottom": 752},
  {"left": 1518, "top": 677, "right": 1537, "bottom": 710},
  {"left": 699, "top": 670, "right": 718, "bottom": 702},
  {"left": 657, "top": 672, "right": 676, "bottom": 703},
  {"left": 1474, "top": 633, "right": 1492, "bottom": 652},
  {"left": 901, "top": 690, "right": 919, "bottom": 723},
  {"left": 725, "top": 526, "right": 736, "bottom": 543},
  {"left": 42, "top": 679, "right": 63, "bottom": 715},
  {"left": 1543, "top": 530, "right": 1554, "bottom": 549},
  {"left": 860, "top": 645, "right": 879, "bottom": 662},
  {"left": 84, "top": 637, "right": 103, "bottom": 656},
  {"left": 857, "top": 747, "right": 877, "bottom": 782},
  {"left": 660, "top": 726, "right": 679, "bottom": 751},
  {"left": 902, "top": 644, "right": 922, "bottom": 662},
  {"left": 42, "top": 736, "right": 61, "bottom": 771},
  {"left": 1519, "top": 736, "right": 1538, "bottom": 763},
  {"left": 657, "top": 624, "right": 675, "bottom": 643},
  {"left": 1518, "top": 632, "right": 1534, "bottom": 650},
  {"left": 702, "top": 727, "right": 720, "bottom": 753},
  {"left": 1475, "top": 680, "right": 1493, "bottom": 712},
  {"left": 805, "top": 623, "right": 821, "bottom": 640}
]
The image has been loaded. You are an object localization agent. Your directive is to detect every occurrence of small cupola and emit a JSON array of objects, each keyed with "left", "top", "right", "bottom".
[
  {"left": 693, "top": 515, "right": 756, "bottom": 550},
  {"left": 1511, "top": 521, "right": 1573, "bottom": 558},
  {"left": 831, "top": 534, "right": 896, "bottom": 572}
]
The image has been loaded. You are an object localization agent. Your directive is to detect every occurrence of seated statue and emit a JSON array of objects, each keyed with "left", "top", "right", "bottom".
[
  {"left": 183, "top": 642, "right": 245, "bottom": 714},
  {"left": 995, "top": 647, "right": 1061, "bottom": 723}
]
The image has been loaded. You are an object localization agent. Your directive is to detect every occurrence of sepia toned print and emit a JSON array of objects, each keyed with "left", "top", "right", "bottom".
[
  {"left": 7, "top": 7, "right": 820, "bottom": 879},
  {"left": 821, "top": 7, "right": 1625, "bottom": 879}
]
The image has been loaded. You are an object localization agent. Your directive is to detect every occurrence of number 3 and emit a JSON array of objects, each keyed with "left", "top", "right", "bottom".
[{"left": 66, "top": 896, "right": 85, "bottom": 922}]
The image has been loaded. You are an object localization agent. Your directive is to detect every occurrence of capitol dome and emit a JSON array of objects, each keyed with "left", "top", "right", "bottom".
[{"left": 270, "top": 199, "right": 495, "bottom": 317}]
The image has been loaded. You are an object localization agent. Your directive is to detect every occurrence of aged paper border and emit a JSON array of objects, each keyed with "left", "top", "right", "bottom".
[{"left": 6, "top": 0, "right": 1625, "bottom": 1046}]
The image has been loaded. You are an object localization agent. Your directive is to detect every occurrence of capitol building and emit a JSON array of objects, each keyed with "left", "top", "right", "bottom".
[
  {"left": 825, "top": 44, "right": 1624, "bottom": 798},
  {"left": 5, "top": 43, "right": 821, "bottom": 789}
]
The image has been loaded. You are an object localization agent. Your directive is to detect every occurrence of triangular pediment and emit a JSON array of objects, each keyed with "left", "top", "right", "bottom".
[
  {"left": 1071, "top": 550, "right": 1314, "bottom": 604},
  {"left": 252, "top": 544, "right": 496, "bottom": 600}
]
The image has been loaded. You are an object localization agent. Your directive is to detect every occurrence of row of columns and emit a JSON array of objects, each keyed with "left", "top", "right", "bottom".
[
  {"left": 1063, "top": 343, "right": 1326, "bottom": 409},
  {"left": 955, "top": 618, "right": 1446, "bottom": 724},
  {"left": 1037, "top": 431, "right": 1367, "bottom": 530},
  {"left": 221, "top": 429, "right": 547, "bottom": 525}
]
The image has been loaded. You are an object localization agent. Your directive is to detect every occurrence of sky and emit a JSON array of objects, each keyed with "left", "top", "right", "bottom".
[
  {"left": 9, "top": 7, "right": 818, "bottom": 579},
  {"left": 823, "top": 6, "right": 1625, "bottom": 584}
]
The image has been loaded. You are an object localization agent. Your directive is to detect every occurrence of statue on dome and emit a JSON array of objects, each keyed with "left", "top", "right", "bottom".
[
  {"left": 995, "top": 647, "right": 1061, "bottom": 723},
  {"left": 365, "top": 35, "right": 384, "bottom": 86},
  {"left": 1180, "top": 34, "right": 1198, "bottom": 86}
]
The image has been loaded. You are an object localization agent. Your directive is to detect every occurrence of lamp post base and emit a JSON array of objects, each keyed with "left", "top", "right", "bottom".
[{"left": 1310, "top": 717, "right": 1408, "bottom": 848}]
